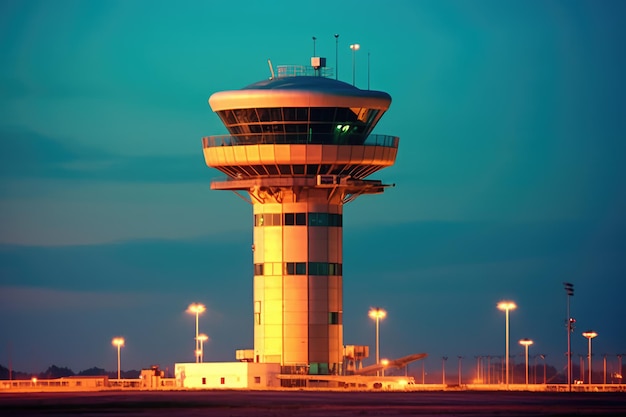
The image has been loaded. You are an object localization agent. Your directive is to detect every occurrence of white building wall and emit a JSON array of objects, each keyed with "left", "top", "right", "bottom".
[{"left": 175, "top": 362, "right": 280, "bottom": 389}]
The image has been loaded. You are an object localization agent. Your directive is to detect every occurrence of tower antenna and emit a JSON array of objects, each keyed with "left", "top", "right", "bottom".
[
  {"left": 312, "top": 36, "right": 317, "bottom": 56},
  {"left": 334, "top": 34, "right": 339, "bottom": 80}
]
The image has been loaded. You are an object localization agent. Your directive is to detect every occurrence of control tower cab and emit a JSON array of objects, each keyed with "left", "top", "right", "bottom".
[{"left": 202, "top": 61, "right": 399, "bottom": 379}]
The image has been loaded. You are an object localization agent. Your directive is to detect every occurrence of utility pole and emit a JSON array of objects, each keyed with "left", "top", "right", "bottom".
[{"left": 564, "top": 282, "right": 574, "bottom": 391}]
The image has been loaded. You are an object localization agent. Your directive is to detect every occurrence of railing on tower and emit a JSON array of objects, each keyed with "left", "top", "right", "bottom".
[
  {"left": 202, "top": 134, "right": 398, "bottom": 148},
  {"left": 276, "top": 65, "right": 334, "bottom": 79}
]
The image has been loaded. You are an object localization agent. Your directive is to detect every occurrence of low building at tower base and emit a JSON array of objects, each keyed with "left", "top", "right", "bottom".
[
  {"left": 174, "top": 361, "right": 417, "bottom": 390},
  {"left": 174, "top": 362, "right": 281, "bottom": 389}
]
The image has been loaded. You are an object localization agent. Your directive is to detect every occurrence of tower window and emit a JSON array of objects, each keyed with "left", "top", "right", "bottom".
[
  {"left": 285, "top": 262, "right": 307, "bottom": 275},
  {"left": 254, "top": 301, "right": 261, "bottom": 325},
  {"left": 329, "top": 312, "right": 342, "bottom": 325}
]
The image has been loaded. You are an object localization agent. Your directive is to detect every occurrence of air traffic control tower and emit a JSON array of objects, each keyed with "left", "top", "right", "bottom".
[{"left": 202, "top": 58, "right": 399, "bottom": 377}]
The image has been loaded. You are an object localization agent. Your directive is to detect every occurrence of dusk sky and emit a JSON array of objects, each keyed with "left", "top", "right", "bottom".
[{"left": 1, "top": 0, "right": 625, "bottom": 379}]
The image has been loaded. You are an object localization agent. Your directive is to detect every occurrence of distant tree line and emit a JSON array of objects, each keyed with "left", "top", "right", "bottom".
[{"left": 0, "top": 364, "right": 140, "bottom": 380}]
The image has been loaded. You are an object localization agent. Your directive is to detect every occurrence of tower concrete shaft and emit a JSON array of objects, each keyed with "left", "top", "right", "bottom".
[{"left": 202, "top": 67, "right": 398, "bottom": 376}]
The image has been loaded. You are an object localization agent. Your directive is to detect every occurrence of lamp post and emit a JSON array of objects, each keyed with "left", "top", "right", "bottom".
[
  {"left": 579, "top": 354, "right": 584, "bottom": 382},
  {"left": 497, "top": 301, "right": 517, "bottom": 388},
  {"left": 111, "top": 337, "right": 125, "bottom": 380},
  {"left": 519, "top": 339, "right": 533, "bottom": 385},
  {"left": 603, "top": 353, "right": 607, "bottom": 385},
  {"left": 540, "top": 354, "right": 547, "bottom": 384},
  {"left": 458, "top": 356, "right": 463, "bottom": 385},
  {"left": 198, "top": 333, "right": 209, "bottom": 363},
  {"left": 563, "top": 282, "right": 574, "bottom": 391},
  {"left": 368, "top": 307, "right": 386, "bottom": 376},
  {"left": 187, "top": 303, "right": 206, "bottom": 363},
  {"left": 349, "top": 43, "right": 360, "bottom": 86},
  {"left": 442, "top": 356, "right": 448, "bottom": 385},
  {"left": 582, "top": 331, "right": 598, "bottom": 385},
  {"left": 381, "top": 359, "right": 389, "bottom": 377}
]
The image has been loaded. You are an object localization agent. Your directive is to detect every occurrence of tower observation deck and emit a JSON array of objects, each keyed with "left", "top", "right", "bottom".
[{"left": 202, "top": 62, "right": 399, "bottom": 378}]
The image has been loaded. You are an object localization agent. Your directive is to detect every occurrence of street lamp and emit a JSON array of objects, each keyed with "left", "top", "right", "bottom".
[
  {"left": 381, "top": 358, "right": 389, "bottom": 377},
  {"left": 540, "top": 354, "right": 547, "bottom": 384},
  {"left": 442, "top": 356, "right": 448, "bottom": 385},
  {"left": 111, "top": 337, "right": 125, "bottom": 380},
  {"left": 497, "top": 301, "right": 517, "bottom": 387},
  {"left": 458, "top": 356, "right": 463, "bottom": 385},
  {"left": 198, "top": 333, "right": 209, "bottom": 363},
  {"left": 563, "top": 282, "right": 574, "bottom": 391},
  {"left": 187, "top": 303, "right": 206, "bottom": 363},
  {"left": 519, "top": 338, "right": 534, "bottom": 385},
  {"left": 349, "top": 43, "right": 360, "bottom": 86},
  {"left": 582, "top": 331, "right": 598, "bottom": 385},
  {"left": 368, "top": 307, "right": 386, "bottom": 376}
]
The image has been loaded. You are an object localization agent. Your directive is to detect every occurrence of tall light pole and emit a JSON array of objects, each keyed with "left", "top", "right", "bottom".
[
  {"left": 579, "top": 354, "right": 584, "bottom": 382},
  {"left": 519, "top": 338, "right": 533, "bottom": 385},
  {"left": 540, "top": 354, "right": 547, "bottom": 384},
  {"left": 198, "top": 333, "right": 209, "bottom": 363},
  {"left": 442, "top": 356, "right": 448, "bottom": 385},
  {"left": 111, "top": 337, "right": 125, "bottom": 381},
  {"left": 582, "top": 331, "right": 598, "bottom": 385},
  {"left": 457, "top": 356, "right": 463, "bottom": 385},
  {"left": 497, "top": 301, "right": 517, "bottom": 388},
  {"left": 349, "top": 43, "right": 360, "bottom": 86},
  {"left": 334, "top": 34, "right": 339, "bottom": 80},
  {"left": 564, "top": 282, "right": 574, "bottom": 391},
  {"left": 368, "top": 307, "right": 386, "bottom": 376},
  {"left": 381, "top": 358, "right": 389, "bottom": 377},
  {"left": 187, "top": 303, "right": 206, "bottom": 363},
  {"left": 603, "top": 353, "right": 607, "bottom": 385}
]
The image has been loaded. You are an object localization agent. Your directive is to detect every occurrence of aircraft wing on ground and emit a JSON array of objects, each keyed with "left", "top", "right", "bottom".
[{"left": 352, "top": 353, "right": 428, "bottom": 376}]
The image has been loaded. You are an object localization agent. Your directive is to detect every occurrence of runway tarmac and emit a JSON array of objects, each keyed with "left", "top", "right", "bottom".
[{"left": 2, "top": 390, "right": 626, "bottom": 416}]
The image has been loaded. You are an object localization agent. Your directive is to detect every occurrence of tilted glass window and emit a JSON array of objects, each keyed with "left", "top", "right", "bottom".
[{"left": 216, "top": 107, "right": 379, "bottom": 145}]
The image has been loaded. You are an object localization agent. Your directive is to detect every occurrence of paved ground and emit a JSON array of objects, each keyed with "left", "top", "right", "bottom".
[{"left": 2, "top": 390, "right": 626, "bottom": 416}]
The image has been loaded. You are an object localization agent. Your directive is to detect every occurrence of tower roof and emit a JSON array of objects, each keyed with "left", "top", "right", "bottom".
[{"left": 209, "top": 76, "right": 391, "bottom": 112}]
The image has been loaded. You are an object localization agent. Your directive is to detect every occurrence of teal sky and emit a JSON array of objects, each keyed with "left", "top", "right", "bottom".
[{"left": 1, "top": 0, "right": 624, "bottom": 378}]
